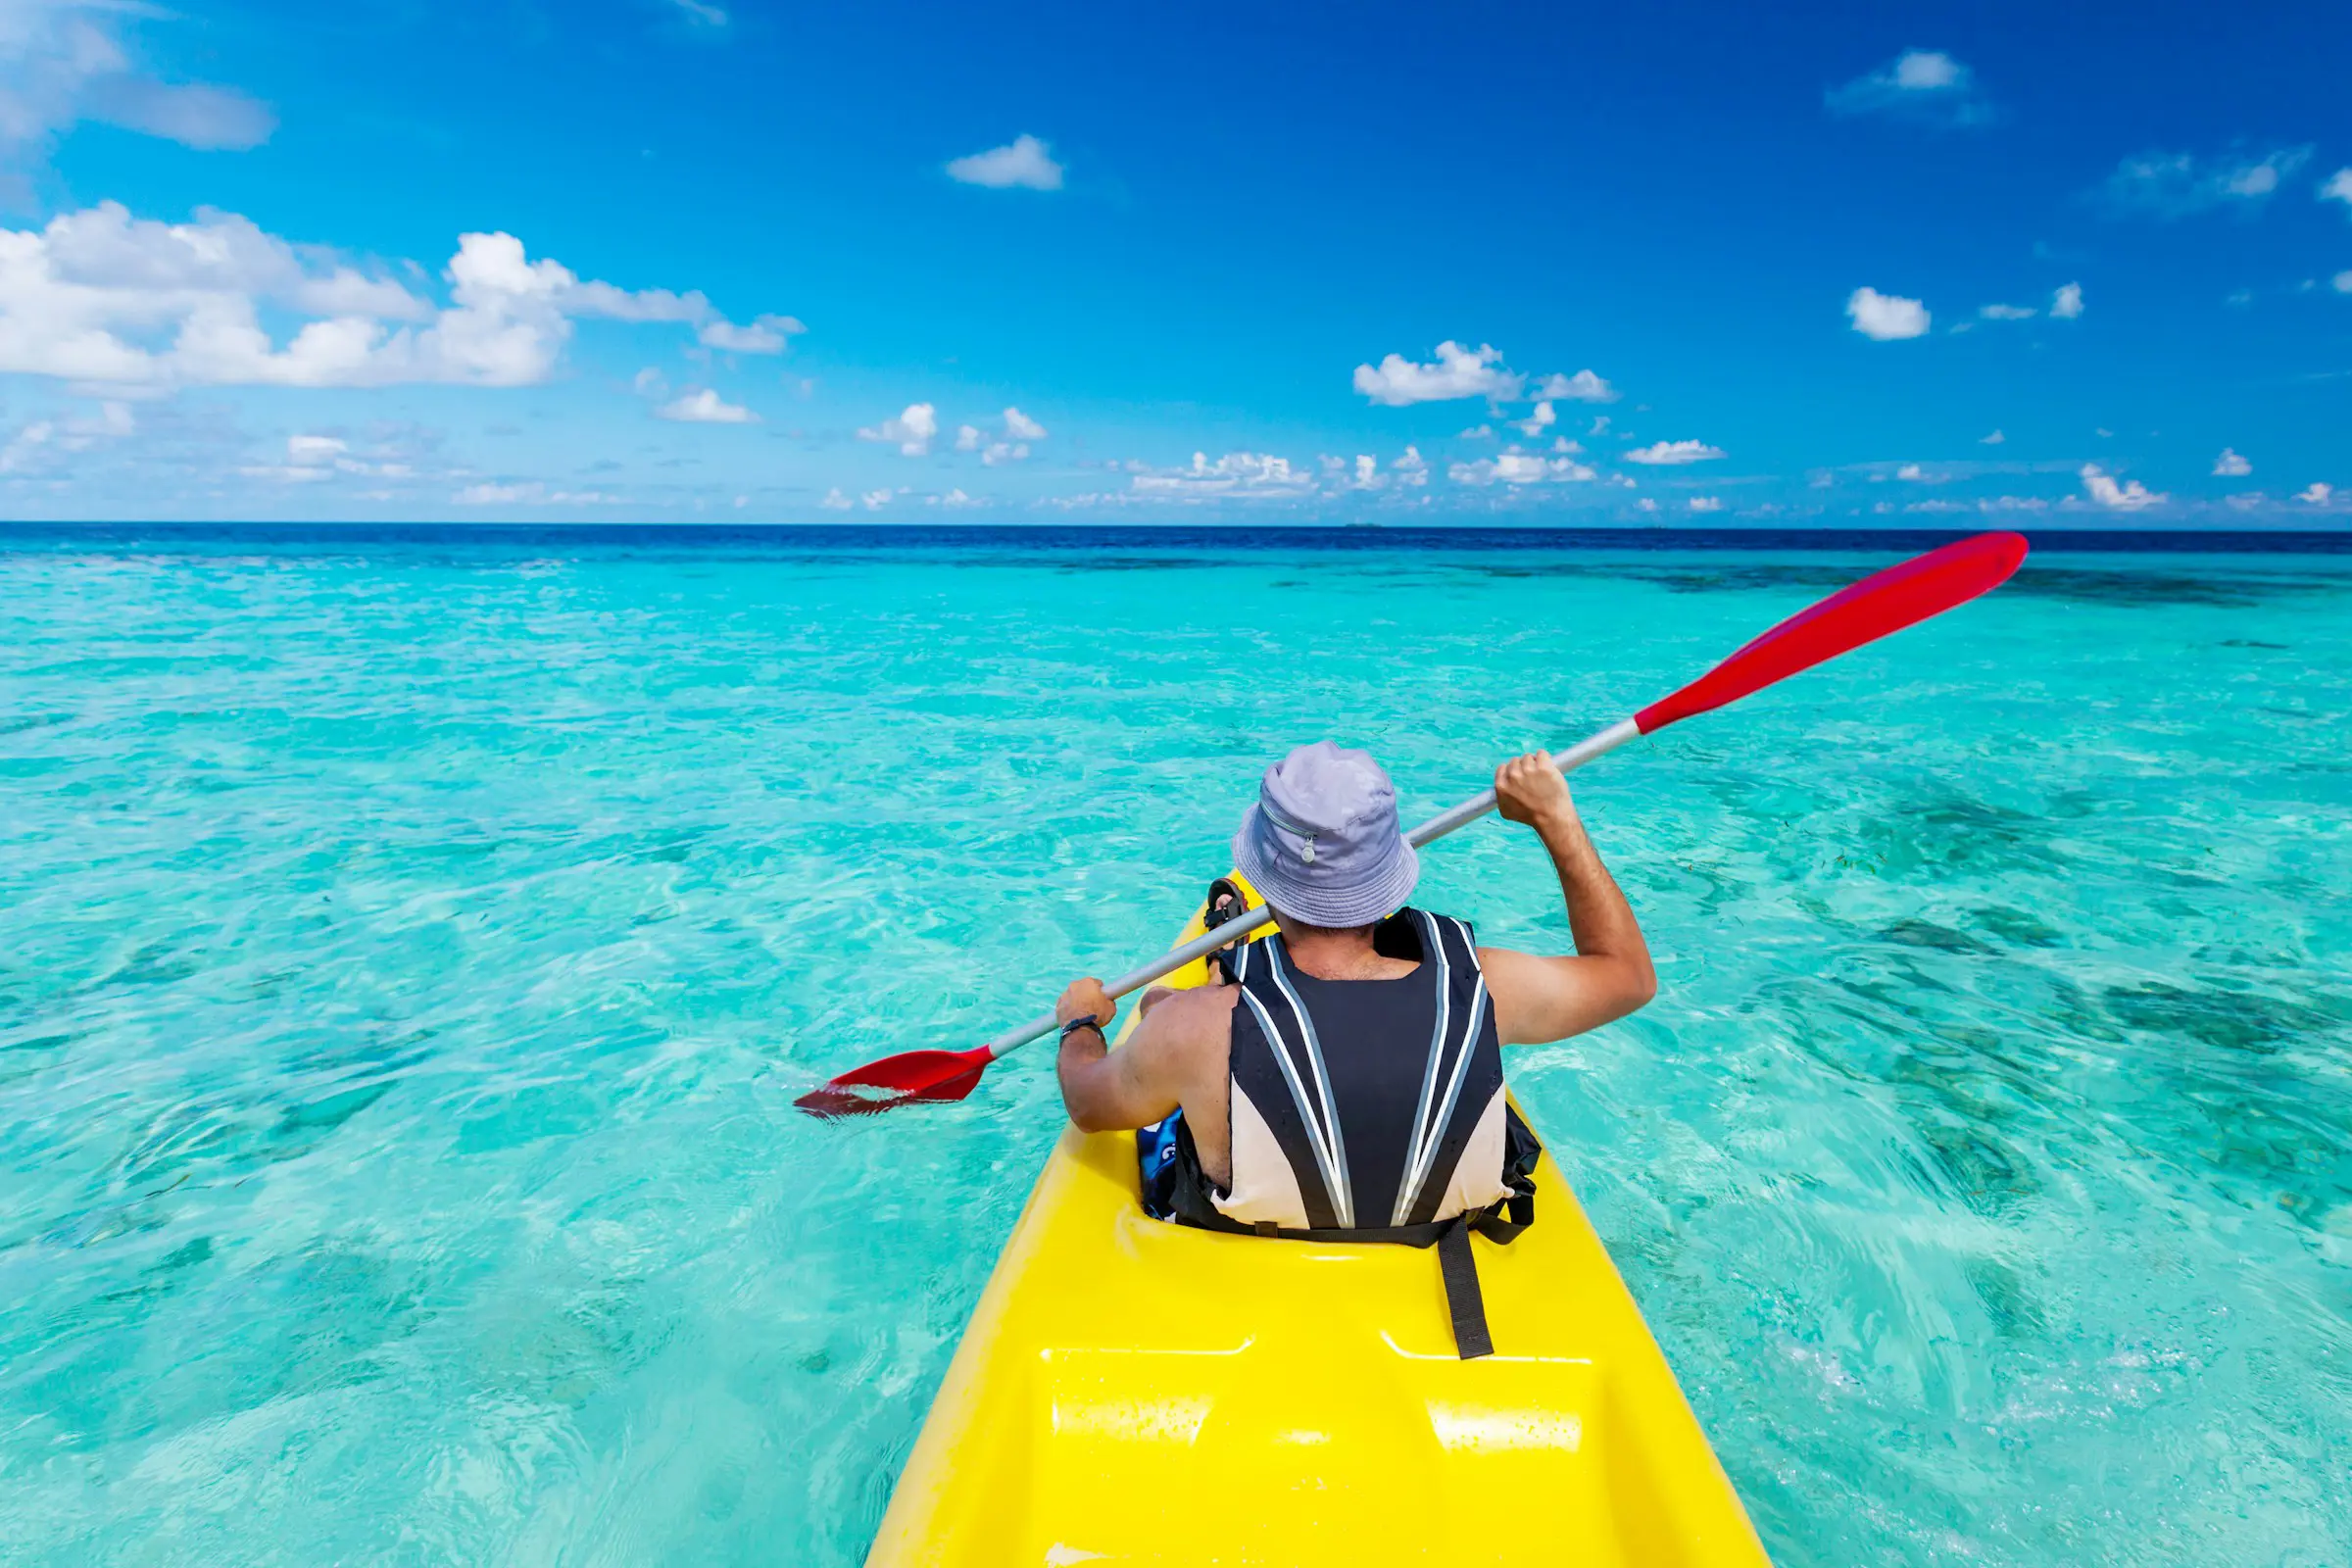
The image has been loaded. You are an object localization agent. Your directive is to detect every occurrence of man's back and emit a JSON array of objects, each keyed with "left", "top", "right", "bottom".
[{"left": 1055, "top": 747, "right": 1656, "bottom": 1225}]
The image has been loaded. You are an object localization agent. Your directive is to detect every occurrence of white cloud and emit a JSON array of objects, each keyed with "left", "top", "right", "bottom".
[
  {"left": 1534, "top": 368, "right": 1618, "bottom": 403},
  {"left": 1980, "top": 429, "right": 2005, "bottom": 444},
  {"left": 2213, "top": 448, "right": 2252, "bottom": 477},
  {"left": 860, "top": 488, "right": 896, "bottom": 510},
  {"left": 658, "top": 387, "right": 757, "bottom": 423},
  {"left": 820, "top": 487, "right": 854, "bottom": 511},
  {"left": 2325, "top": 169, "right": 2352, "bottom": 213},
  {"left": 454, "top": 481, "right": 620, "bottom": 506},
  {"left": 1353, "top": 340, "right": 1522, "bottom": 405},
  {"left": 2335, "top": 270, "right": 2352, "bottom": 294},
  {"left": 287, "top": 433, "right": 346, "bottom": 465},
  {"left": 1447, "top": 450, "right": 1596, "bottom": 486},
  {"left": 2296, "top": 481, "right": 2333, "bottom": 505},
  {"left": 2050, "top": 281, "right": 2083, "bottom": 319},
  {"left": 0, "top": 203, "right": 795, "bottom": 392},
  {"left": 1394, "top": 446, "right": 1428, "bottom": 486},
  {"left": 0, "top": 418, "right": 52, "bottom": 472},
  {"left": 697, "top": 314, "right": 805, "bottom": 353},
  {"left": 935, "top": 487, "right": 978, "bottom": 508},
  {"left": 1980, "top": 303, "right": 2035, "bottom": 320},
  {"left": 1458, "top": 423, "right": 1494, "bottom": 439},
  {"left": 1129, "top": 451, "right": 1316, "bottom": 497},
  {"left": 2080, "top": 463, "right": 2166, "bottom": 510},
  {"left": 1894, "top": 463, "right": 1926, "bottom": 481},
  {"left": 0, "top": 0, "right": 275, "bottom": 176},
  {"left": 951, "top": 408, "right": 1042, "bottom": 460},
  {"left": 946, "top": 134, "right": 1063, "bottom": 191},
  {"left": 1825, "top": 50, "right": 1993, "bottom": 127},
  {"left": 2100, "top": 146, "right": 2313, "bottom": 219},
  {"left": 1847, "top": 286, "right": 1931, "bottom": 340},
  {"left": 858, "top": 402, "right": 938, "bottom": 456},
  {"left": 1688, "top": 496, "right": 1723, "bottom": 513},
  {"left": 1513, "top": 400, "right": 1555, "bottom": 437},
  {"left": 669, "top": 0, "right": 727, "bottom": 24},
  {"left": 1624, "top": 438, "right": 1725, "bottom": 465}
]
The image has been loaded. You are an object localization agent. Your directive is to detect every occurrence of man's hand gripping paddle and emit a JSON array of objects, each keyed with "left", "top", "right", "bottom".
[{"left": 795, "top": 530, "right": 2029, "bottom": 1117}]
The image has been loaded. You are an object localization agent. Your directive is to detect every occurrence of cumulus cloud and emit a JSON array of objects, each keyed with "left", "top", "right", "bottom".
[
  {"left": 1624, "top": 439, "right": 1725, "bottom": 465},
  {"left": 946, "top": 134, "right": 1063, "bottom": 190},
  {"left": 858, "top": 402, "right": 938, "bottom": 456},
  {"left": 2325, "top": 169, "right": 2352, "bottom": 214},
  {"left": 697, "top": 314, "right": 805, "bottom": 353},
  {"left": 2080, "top": 463, "right": 2166, "bottom": 510},
  {"left": 1826, "top": 49, "right": 1995, "bottom": 127},
  {"left": 0, "top": 0, "right": 275, "bottom": 178},
  {"left": 1980, "top": 303, "right": 2035, "bottom": 320},
  {"left": 1535, "top": 368, "right": 1617, "bottom": 403},
  {"left": 2335, "top": 270, "right": 2352, "bottom": 294},
  {"left": 1981, "top": 429, "right": 2005, "bottom": 444},
  {"left": 1353, "top": 340, "right": 1522, "bottom": 405},
  {"left": 1447, "top": 450, "right": 1596, "bottom": 486},
  {"left": 2051, "top": 281, "right": 2083, "bottom": 319},
  {"left": 0, "top": 203, "right": 795, "bottom": 392},
  {"left": 1513, "top": 400, "right": 1555, "bottom": 438},
  {"left": 2296, "top": 481, "right": 2333, "bottom": 505},
  {"left": 820, "top": 487, "right": 854, "bottom": 511},
  {"left": 1847, "top": 286, "right": 1932, "bottom": 340},
  {"left": 2213, "top": 448, "right": 2252, "bottom": 477},
  {"left": 1688, "top": 496, "right": 1724, "bottom": 513},
  {"left": 658, "top": 387, "right": 757, "bottom": 423},
  {"left": 1129, "top": 451, "right": 1316, "bottom": 497},
  {"left": 2099, "top": 145, "right": 2313, "bottom": 219},
  {"left": 950, "top": 407, "right": 1042, "bottom": 462}
]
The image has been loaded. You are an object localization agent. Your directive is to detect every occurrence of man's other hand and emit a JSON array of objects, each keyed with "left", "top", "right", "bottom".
[
  {"left": 1494, "top": 750, "right": 1577, "bottom": 829},
  {"left": 1056, "top": 977, "right": 1114, "bottom": 1031}
]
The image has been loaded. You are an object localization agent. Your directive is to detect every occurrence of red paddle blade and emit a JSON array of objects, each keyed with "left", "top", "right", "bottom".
[
  {"left": 793, "top": 1047, "right": 993, "bottom": 1118},
  {"left": 1635, "top": 531, "right": 2027, "bottom": 735}
]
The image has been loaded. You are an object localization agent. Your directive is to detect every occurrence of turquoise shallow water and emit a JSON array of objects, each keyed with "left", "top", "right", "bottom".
[{"left": 3, "top": 525, "right": 2348, "bottom": 1566}]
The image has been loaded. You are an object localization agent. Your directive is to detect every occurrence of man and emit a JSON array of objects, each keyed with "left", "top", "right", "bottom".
[{"left": 1054, "top": 740, "right": 1654, "bottom": 1234}]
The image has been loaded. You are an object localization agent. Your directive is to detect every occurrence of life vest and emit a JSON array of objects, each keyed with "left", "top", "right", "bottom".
[{"left": 1140, "top": 907, "right": 1542, "bottom": 1359}]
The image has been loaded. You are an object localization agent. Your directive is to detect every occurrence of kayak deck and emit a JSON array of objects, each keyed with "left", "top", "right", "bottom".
[{"left": 866, "top": 887, "right": 1770, "bottom": 1567}]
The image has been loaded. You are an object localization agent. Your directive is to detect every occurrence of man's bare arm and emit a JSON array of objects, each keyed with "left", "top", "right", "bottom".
[
  {"left": 1054, "top": 977, "right": 1216, "bottom": 1133},
  {"left": 1479, "top": 750, "right": 1658, "bottom": 1046}
]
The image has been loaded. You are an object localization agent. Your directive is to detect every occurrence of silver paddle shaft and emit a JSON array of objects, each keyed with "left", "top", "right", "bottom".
[{"left": 973, "top": 716, "right": 1643, "bottom": 1061}]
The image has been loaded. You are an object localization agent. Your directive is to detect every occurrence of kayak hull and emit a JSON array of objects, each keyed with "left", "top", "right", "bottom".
[{"left": 866, "top": 888, "right": 1771, "bottom": 1567}]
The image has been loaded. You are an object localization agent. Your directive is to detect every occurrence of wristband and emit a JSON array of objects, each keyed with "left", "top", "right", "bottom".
[{"left": 1059, "top": 1014, "right": 1107, "bottom": 1042}]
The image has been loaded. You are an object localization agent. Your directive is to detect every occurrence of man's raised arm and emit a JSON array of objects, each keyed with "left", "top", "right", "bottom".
[{"left": 1478, "top": 750, "right": 1658, "bottom": 1046}]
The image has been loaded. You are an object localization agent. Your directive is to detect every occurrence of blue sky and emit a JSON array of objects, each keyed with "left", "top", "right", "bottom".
[{"left": 2, "top": 0, "right": 2349, "bottom": 524}]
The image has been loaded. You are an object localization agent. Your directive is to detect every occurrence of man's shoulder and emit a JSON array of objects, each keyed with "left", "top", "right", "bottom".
[{"left": 1143, "top": 983, "right": 1237, "bottom": 1054}]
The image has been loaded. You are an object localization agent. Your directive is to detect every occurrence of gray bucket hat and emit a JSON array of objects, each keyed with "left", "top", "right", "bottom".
[{"left": 1232, "top": 741, "right": 1418, "bottom": 928}]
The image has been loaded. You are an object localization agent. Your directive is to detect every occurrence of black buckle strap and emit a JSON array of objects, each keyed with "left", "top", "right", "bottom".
[{"left": 1436, "top": 1218, "right": 1493, "bottom": 1359}]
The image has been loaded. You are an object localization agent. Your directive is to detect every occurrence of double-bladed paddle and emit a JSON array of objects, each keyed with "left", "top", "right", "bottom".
[{"left": 796, "top": 530, "right": 2030, "bottom": 1117}]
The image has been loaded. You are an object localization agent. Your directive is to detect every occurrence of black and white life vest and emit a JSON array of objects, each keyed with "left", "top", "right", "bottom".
[{"left": 1141, "top": 907, "right": 1542, "bottom": 1358}]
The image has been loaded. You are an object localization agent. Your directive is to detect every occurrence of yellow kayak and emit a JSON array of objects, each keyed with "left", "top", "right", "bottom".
[{"left": 866, "top": 878, "right": 1772, "bottom": 1567}]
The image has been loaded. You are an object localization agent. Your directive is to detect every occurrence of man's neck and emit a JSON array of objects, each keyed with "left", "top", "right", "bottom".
[{"left": 1277, "top": 924, "right": 1406, "bottom": 982}]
